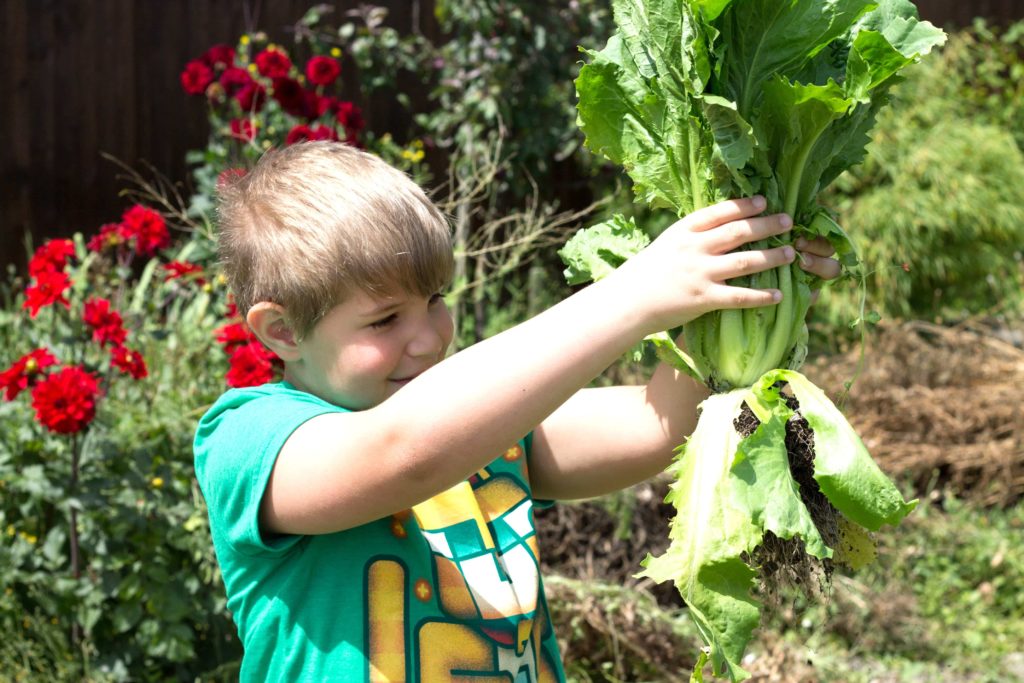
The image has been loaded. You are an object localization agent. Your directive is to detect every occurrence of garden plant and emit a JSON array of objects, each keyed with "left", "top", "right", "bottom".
[{"left": 562, "top": 0, "right": 946, "bottom": 679}]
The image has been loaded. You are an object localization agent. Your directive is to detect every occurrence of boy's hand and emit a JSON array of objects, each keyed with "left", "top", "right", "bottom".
[
  {"left": 795, "top": 235, "right": 841, "bottom": 295},
  {"left": 606, "top": 196, "right": 795, "bottom": 334}
]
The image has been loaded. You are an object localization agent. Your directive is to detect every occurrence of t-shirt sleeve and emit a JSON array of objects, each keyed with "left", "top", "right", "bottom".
[
  {"left": 523, "top": 430, "right": 556, "bottom": 509},
  {"left": 194, "top": 387, "right": 343, "bottom": 557}
]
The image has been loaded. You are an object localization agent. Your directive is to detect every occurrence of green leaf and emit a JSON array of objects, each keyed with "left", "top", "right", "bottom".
[
  {"left": 558, "top": 214, "right": 650, "bottom": 285},
  {"left": 806, "top": 211, "right": 859, "bottom": 270},
  {"left": 640, "top": 389, "right": 759, "bottom": 681},
  {"left": 645, "top": 331, "right": 706, "bottom": 383},
  {"left": 713, "top": 0, "right": 876, "bottom": 117},
  {"left": 756, "top": 77, "right": 852, "bottom": 216},
  {"left": 755, "top": 369, "right": 917, "bottom": 530},
  {"left": 732, "top": 390, "right": 830, "bottom": 560}
]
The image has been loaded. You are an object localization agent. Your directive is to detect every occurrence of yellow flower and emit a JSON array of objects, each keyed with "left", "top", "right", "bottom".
[
  {"left": 247, "top": 63, "right": 258, "bottom": 75},
  {"left": 216, "top": 273, "right": 228, "bottom": 286},
  {"left": 151, "top": 477, "right": 164, "bottom": 489},
  {"left": 202, "top": 283, "right": 213, "bottom": 293},
  {"left": 5, "top": 525, "right": 13, "bottom": 536},
  {"left": 25, "top": 358, "right": 38, "bottom": 373},
  {"left": 240, "top": 34, "right": 251, "bottom": 46},
  {"left": 21, "top": 533, "right": 37, "bottom": 544},
  {"left": 262, "top": 140, "right": 272, "bottom": 150},
  {"left": 330, "top": 47, "right": 342, "bottom": 58}
]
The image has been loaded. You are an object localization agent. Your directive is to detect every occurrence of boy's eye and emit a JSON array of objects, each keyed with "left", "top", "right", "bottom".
[{"left": 370, "top": 313, "right": 397, "bottom": 329}]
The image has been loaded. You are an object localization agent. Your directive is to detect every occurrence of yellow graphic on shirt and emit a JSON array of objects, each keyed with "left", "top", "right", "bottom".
[
  {"left": 366, "top": 458, "right": 558, "bottom": 681},
  {"left": 367, "top": 560, "right": 407, "bottom": 682}
]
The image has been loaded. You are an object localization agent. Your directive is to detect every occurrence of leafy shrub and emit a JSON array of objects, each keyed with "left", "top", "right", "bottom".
[
  {"left": 0, "top": 220, "right": 242, "bottom": 678},
  {"left": 0, "top": 11, "right": 460, "bottom": 678},
  {"left": 816, "top": 21, "right": 1024, "bottom": 330}
]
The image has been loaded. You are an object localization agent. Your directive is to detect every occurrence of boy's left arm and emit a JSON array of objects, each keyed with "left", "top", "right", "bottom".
[{"left": 529, "top": 237, "right": 840, "bottom": 501}]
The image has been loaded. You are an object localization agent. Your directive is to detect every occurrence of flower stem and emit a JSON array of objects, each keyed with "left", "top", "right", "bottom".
[{"left": 69, "top": 433, "right": 81, "bottom": 645}]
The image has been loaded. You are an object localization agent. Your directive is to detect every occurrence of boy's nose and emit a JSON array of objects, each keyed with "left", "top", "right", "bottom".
[{"left": 407, "top": 322, "right": 446, "bottom": 358}]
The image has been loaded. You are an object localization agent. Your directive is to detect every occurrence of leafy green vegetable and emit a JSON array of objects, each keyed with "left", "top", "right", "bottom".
[
  {"left": 563, "top": 0, "right": 942, "bottom": 679},
  {"left": 574, "top": 0, "right": 945, "bottom": 391}
]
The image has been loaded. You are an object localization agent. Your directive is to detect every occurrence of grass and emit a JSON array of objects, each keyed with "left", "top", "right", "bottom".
[{"left": 755, "top": 491, "right": 1024, "bottom": 682}]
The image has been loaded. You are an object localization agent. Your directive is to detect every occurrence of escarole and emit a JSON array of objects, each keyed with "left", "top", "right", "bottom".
[{"left": 561, "top": 0, "right": 944, "bottom": 680}]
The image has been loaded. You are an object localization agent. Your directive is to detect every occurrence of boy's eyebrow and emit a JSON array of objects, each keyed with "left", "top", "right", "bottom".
[{"left": 361, "top": 300, "right": 404, "bottom": 317}]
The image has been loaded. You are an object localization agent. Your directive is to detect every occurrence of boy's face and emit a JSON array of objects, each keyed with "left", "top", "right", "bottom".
[{"left": 285, "top": 289, "right": 454, "bottom": 410}]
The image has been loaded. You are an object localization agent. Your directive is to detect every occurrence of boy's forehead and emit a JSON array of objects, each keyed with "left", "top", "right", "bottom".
[{"left": 342, "top": 287, "right": 411, "bottom": 316}]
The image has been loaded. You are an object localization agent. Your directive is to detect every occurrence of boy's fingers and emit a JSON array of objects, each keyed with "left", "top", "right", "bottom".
[
  {"left": 679, "top": 196, "right": 767, "bottom": 233},
  {"left": 710, "top": 246, "right": 795, "bottom": 280},
  {"left": 706, "top": 283, "right": 781, "bottom": 310},
  {"left": 702, "top": 213, "right": 792, "bottom": 253},
  {"left": 799, "top": 253, "right": 842, "bottom": 280},
  {"left": 794, "top": 236, "right": 836, "bottom": 257}
]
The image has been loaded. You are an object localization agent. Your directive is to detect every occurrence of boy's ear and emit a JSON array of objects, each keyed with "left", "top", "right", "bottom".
[{"left": 246, "top": 302, "right": 301, "bottom": 362}]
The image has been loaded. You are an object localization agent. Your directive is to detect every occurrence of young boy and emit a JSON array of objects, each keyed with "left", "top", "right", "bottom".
[{"left": 194, "top": 141, "right": 839, "bottom": 681}]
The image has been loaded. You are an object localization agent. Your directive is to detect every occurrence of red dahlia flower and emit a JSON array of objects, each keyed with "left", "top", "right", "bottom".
[
  {"left": 82, "top": 298, "right": 128, "bottom": 347},
  {"left": 272, "top": 77, "right": 317, "bottom": 118},
  {"left": 335, "top": 101, "right": 365, "bottom": 143},
  {"left": 219, "top": 66, "right": 252, "bottom": 95},
  {"left": 28, "top": 239, "right": 76, "bottom": 278},
  {"left": 31, "top": 366, "right": 100, "bottom": 434},
  {"left": 180, "top": 60, "right": 214, "bottom": 95},
  {"left": 214, "top": 321, "right": 255, "bottom": 354},
  {"left": 254, "top": 48, "right": 292, "bottom": 79},
  {"left": 285, "top": 124, "right": 338, "bottom": 145},
  {"left": 216, "top": 168, "right": 247, "bottom": 191},
  {"left": 163, "top": 260, "right": 205, "bottom": 283},
  {"left": 226, "top": 341, "right": 277, "bottom": 388},
  {"left": 24, "top": 271, "right": 71, "bottom": 318},
  {"left": 229, "top": 118, "right": 256, "bottom": 142},
  {"left": 87, "top": 223, "right": 131, "bottom": 253},
  {"left": 121, "top": 205, "right": 169, "bottom": 256},
  {"left": 0, "top": 348, "right": 58, "bottom": 400},
  {"left": 203, "top": 44, "right": 236, "bottom": 69},
  {"left": 234, "top": 81, "right": 267, "bottom": 113},
  {"left": 110, "top": 346, "right": 148, "bottom": 380},
  {"left": 305, "top": 56, "right": 341, "bottom": 86}
]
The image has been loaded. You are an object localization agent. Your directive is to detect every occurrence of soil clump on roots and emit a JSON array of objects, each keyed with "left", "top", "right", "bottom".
[{"left": 734, "top": 396, "right": 839, "bottom": 606}]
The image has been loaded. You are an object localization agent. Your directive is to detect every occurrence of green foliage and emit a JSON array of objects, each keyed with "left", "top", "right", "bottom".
[
  {"left": 765, "top": 495, "right": 1024, "bottom": 682},
  {"left": 574, "top": 0, "right": 944, "bottom": 393},
  {"left": 817, "top": 19, "right": 1024, "bottom": 327},
  {"left": 0, "top": 238, "right": 240, "bottom": 678}
]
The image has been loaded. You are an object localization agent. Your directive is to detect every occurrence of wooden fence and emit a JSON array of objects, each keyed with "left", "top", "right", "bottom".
[{"left": 1, "top": 0, "right": 1021, "bottom": 272}]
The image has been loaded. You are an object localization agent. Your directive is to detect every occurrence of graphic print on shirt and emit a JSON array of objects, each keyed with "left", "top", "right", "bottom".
[{"left": 365, "top": 444, "right": 559, "bottom": 681}]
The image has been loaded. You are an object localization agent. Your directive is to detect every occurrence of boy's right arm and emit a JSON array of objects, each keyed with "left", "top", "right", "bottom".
[{"left": 260, "top": 196, "right": 794, "bottom": 535}]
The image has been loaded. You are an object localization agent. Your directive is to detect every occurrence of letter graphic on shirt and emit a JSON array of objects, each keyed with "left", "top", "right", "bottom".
[
  {"left": 412, "top": 476, "right": 539, "bottom": 638},
  {"left": 366, "top": 463, "right": 559, "bottom": 681},
  {"left": 367, "top": 559, "right": 407, "bottom": 682}
]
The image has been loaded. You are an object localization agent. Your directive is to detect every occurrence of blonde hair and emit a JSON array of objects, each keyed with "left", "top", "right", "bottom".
[{"left": 216, "top": 142, "right": 453, "bottom": 339}]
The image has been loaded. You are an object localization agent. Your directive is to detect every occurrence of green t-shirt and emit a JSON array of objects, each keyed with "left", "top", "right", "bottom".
[{"left": 194, "top": 381, "right": 567, "bottom": 682}]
